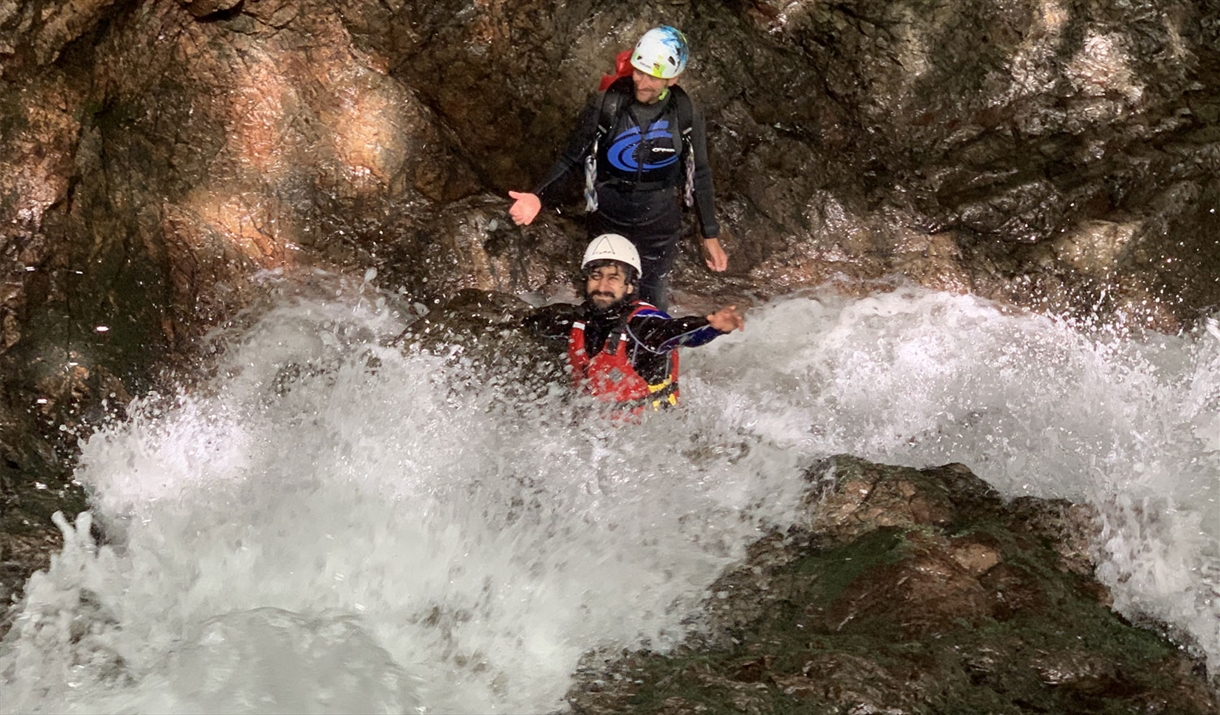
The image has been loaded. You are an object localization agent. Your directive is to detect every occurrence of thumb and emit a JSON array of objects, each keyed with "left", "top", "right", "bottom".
[{"left": 509, "top": 191, "right": 526, "bottom": 200}]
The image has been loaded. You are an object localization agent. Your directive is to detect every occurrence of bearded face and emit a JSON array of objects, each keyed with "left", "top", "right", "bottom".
[{"left": 584, "top": 262, "right": 636, "bottom": 313}]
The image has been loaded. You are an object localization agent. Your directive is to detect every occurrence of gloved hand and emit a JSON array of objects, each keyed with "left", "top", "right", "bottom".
[{"left": 508, "top": 191, "right": 542, "bottom": 225}]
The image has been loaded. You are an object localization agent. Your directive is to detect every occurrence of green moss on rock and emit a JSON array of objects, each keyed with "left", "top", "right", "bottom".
[{"left": 567, "top": 456, "right": 1218, "bottom": 715}]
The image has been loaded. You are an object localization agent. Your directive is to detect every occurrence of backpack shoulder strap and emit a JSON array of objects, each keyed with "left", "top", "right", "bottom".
[
  {"left": 597, "top": 75, "right": 633, "bottom": 142},
  {"left": 669, "top": 85, "right": 694, "bottom": 144},
  {"left": 585, "top": 76, "right": 633, "bottom": 213},
  {"left": 669, "top": 85, "right": 697, "bottom": 207}
]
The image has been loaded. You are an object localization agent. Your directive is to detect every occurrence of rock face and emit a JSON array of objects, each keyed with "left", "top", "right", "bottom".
[
  {"left": 2, "top": 0, "right": 1218, "bottom": 479},
  {"left": 567, "top": 455, "right": 1218, "bottom": 714}
]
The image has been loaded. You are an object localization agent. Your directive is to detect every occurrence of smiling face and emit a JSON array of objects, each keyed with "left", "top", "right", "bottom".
[
  {"left": 584, "top": 262, "right": 635, "bottom": 312},
  {"left": 632, "top": 69, "right": 678, "bottom": 104}
]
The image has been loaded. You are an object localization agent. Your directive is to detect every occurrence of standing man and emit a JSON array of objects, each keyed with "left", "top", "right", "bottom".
[
  {"left": 509, "top": 26, "right": 727, "bottom": 312},
  {"left": 524, "top": 234, "right": 743, "bottom": 412}
]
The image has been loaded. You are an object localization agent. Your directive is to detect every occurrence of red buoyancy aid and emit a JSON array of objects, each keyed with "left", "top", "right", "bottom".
[{"left": 568, "top": 302, "right": 680, "bottom": 410}]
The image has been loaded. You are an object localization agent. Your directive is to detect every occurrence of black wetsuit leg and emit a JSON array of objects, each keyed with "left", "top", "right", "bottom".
[
  {"left": 634, "top": 239, "right": 679, "bottom": 312},
  {"left": 589, "top": 186, "right": 683, "bottom": 311}
]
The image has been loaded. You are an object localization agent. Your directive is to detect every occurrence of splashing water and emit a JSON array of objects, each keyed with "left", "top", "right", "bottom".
[{"left": 1, "top": 283, "right": 1216, "bottom": 713}]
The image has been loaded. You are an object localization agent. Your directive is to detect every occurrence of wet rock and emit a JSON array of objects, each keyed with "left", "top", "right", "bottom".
[
  {"left": 567, "top": 455, "right": 1218, "bottom": 714},
  {"left": 804, "top": 458, "right": 1001, "bottom": 541},
  {"left": 0, "top": 0, "right": 1217, "bottom": 475},
  {"left": 1, "top": 0, "right": 1216, "bottom": 416},
  {"left": 396, "top": 288, "right": 534, "bottom": 355}
]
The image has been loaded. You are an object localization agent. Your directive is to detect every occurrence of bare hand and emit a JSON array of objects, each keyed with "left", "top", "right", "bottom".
[
  {"left": 509, "top": 191, "right": 541, "bottom": 225},
  {"left": 707, "top": 305, "right": 744, "bottom": 333},
  {"left": 702, "top": 237, "right": 728, "bottom": 272}
]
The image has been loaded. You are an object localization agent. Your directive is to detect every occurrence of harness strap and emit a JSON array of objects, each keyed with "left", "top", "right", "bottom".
[
  {"left": 621, "top": 369, "right": 680, "bottom": 410},
  {"left": 583, "top": 142, "right": 600, "bottom": 212}
]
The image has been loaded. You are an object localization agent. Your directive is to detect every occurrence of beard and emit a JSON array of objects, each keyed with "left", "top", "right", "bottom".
[{"left": 587, "top": 291, "right": 633, "bottom": 315}]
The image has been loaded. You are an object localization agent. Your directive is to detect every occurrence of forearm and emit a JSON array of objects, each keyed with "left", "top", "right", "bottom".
[
  {"left": 690, "top": 111, "right": 719, "bottom": 238},
  {"left": 533, "top": 156, "right": 580, "bottom": 204},
  {"left": 628, "top": 315, "right": 722, "bottom": 352},
  {"left": 523, "top": 303, "right": 579, "bottom": 341},
  {"left": 533, "top": 100, "right": 601, "bottom": 203}
]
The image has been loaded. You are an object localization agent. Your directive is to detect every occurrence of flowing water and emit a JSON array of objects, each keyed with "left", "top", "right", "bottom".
[{"left": 1, "top": 279, "right": 1217, "bottom": 713}]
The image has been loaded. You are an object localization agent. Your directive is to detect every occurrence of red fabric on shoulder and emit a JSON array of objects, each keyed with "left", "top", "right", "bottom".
[{"left": 598, "top": 50, "right": 634, "bottom": 91}]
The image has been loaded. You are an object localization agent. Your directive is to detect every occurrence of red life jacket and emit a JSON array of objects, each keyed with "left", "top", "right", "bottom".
[{"left": 568, "top": 302, "right": 680, "bottom": 410}]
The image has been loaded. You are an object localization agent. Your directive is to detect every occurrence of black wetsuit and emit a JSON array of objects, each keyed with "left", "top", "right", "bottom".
[
  {"left": 524, "top": 299, "right": 721, "bottom": 385},
  {"left": 533, "top": 79, "right": 719, "bottom": 311}
]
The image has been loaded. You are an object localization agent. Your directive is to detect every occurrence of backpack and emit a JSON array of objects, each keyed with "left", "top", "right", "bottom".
[
  {"left": 584, "top": 65, "right": 696, "bottom": 213},
  {"left": 598, "top": 49, "right": 634, "bottom": 91}
]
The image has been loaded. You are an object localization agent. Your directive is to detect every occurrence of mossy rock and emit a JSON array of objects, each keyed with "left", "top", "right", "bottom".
[{"left": 567, "top": 456, "right": 1218, "bottom": 715}]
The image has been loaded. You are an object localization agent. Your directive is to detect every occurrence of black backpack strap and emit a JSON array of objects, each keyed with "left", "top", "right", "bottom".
[
  {"left": 597, "top": 76, "right": 633, "bottom": 144},
  {"left": 670, "top": 85, "right": 696, "bottom": 207},
  {"left": 585, "top": 76, "right": 631, "bottom": 212},
  {"left": 670, "top": 85, "right": 694, "bottom": 143}
]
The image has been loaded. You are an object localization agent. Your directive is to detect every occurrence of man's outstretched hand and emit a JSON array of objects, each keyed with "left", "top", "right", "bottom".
[
  {"left": 707, "top": 305, "right": 744, "bottom": 333},
  {"left": 509, "top": 191, "right": 541, "bottom": 225}
]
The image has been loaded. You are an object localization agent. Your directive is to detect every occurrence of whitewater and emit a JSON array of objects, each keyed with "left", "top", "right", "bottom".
[{"left": 1, "top": 278, "right": 1216, "bottom": 713}]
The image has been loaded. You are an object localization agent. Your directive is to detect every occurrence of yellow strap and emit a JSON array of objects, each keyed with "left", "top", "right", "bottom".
[
  {"left": 647, "top": 392, "right": 680, "bottom": 411},
  {"left": 646, "top": 377, "right": 673, "bottom": 394}
]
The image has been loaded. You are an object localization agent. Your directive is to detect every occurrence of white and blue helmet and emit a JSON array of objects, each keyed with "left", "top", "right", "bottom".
[{"left": 630, "top": 26, "right": 690, "bottom": 79}]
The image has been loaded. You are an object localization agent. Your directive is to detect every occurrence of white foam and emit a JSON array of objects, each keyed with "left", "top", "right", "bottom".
[{"left": 1, "top": 284, "right": 1215, "bottom": 712}]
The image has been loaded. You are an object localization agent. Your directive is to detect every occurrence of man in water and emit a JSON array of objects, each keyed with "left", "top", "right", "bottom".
[
  {"left": 525, "top": 234, "right": 743, "bottom": 411},
  {"left": 508, "top": 25, "right": 728, "bottom": 311}
]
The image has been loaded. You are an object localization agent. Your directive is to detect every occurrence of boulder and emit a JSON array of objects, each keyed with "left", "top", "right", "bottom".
[{"left": 567, "top": 456, "right": 1218, "bottom": 714}]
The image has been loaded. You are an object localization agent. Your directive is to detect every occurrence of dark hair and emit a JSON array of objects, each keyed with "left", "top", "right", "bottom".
[{"left": 583, "top": 259, "right": 637, "bottom": 286}]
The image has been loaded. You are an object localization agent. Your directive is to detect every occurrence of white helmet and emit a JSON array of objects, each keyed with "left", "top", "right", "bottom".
[
  {"left": 630, "top": 26, "right": 689, "bottom": 79},
  {"left": 582, "top": 233, "right": 642, "bottom": 277}
]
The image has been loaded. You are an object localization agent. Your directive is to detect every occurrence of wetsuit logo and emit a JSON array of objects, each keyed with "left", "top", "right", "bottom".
[{"left": 606, "top": 120, "right": 679, "bottom": 173}]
